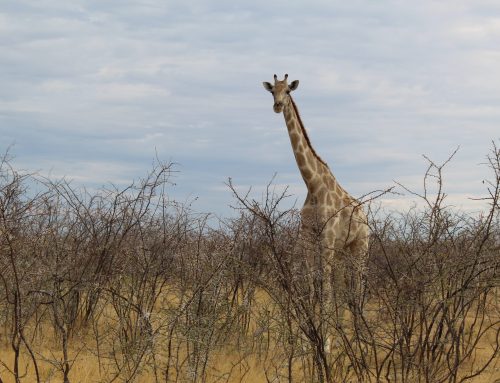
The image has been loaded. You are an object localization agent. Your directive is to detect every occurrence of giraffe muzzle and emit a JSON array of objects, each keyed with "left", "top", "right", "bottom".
[{"left": 273, "top": 102, "right": 284, "bottom": 113}]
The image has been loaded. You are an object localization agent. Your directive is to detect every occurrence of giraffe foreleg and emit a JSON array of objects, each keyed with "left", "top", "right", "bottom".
[{"left": 346, "top": 236, "right": 369, "bottom": 313}]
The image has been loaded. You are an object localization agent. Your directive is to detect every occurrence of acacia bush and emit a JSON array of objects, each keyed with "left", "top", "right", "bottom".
[{"left": 0, "top": 144, "right": 499, "bottom": 383}]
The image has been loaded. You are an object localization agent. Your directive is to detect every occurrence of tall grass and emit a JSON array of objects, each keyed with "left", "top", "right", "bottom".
[{"left": 0, "top": 144, "right": 499, "bottom": 382}]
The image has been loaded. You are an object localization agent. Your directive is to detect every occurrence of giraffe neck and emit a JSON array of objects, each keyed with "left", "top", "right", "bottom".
[{"left": 283, "top": 96, "right": 330, "bottom": 187}]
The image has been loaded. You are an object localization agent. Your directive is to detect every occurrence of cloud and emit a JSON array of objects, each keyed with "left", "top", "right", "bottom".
[{"left": 1, "top": 0, "right": 499, "bottom": 217}]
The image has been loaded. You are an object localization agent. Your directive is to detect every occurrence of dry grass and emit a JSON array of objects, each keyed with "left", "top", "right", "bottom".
[
  {"left": 1, "top": 292, "right": 499, "bottom": 383},
  {"left": 2, "top": 145, "right": 500, "bottom": 382},
  {"left": 1, "top": 337, "right": 499, "bottom": 382}
]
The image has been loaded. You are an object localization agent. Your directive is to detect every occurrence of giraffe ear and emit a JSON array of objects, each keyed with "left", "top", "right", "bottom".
[
  {"left": 262, "top": 82, "right": 273, "bottom": 92},
  {"left": 289, "top": 80, "right": 299, "bottom": 91}
]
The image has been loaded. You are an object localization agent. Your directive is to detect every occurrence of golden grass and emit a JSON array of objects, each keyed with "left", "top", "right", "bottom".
[
  {"left": 1, "top": 341, "right": 499, "bottom": 383},
  {"left": 2, "top": 324, "right": 499, "bottom": 383},
  {"left": 1, "top": 343, "right": 499, "bottom": 381},
  {"left": 0, "top": 345, "right": 267, "bottom": 382},
  {"left": 1, "top": 290, "right": 499, "bottom": 383}
]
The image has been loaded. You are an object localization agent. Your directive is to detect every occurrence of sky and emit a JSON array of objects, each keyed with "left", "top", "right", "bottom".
[{"left": 1, "top": 1, "right": 500, "bottom": 218}]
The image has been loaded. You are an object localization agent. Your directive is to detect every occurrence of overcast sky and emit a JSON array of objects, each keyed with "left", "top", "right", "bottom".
[{"left": 1, "top": 1, "right": 499, "bottom": 217}]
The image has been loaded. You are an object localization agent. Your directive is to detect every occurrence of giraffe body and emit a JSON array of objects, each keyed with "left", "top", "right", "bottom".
[{"left": 263, "top": 74, "right": 369, "bottom": 301}]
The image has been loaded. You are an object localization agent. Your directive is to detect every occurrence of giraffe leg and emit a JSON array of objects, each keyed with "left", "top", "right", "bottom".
[
  {"left": 330, "top": 256, "right": 347, "bottom": 326},
  {"left": 322, "top": 251, "right": 347, "bottom": 355},
  {"left": 297, "top": 225, "right": 319, "bottom": 310},
  {"left": 346, "top": 237, "right": 369, "bottom": 313}
]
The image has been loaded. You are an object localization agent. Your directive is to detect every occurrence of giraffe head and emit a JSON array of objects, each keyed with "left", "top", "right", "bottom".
[{"left": 263, "top": 74, "right": 299, "bottom": 113}]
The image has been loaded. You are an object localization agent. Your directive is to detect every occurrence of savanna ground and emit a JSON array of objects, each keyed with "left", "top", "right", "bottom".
[{"left": 1, "top": 143, "right": 499, "bottom": 383}]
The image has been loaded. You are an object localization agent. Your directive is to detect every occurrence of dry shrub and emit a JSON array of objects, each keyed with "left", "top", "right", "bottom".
[{"left": 0, "top": 143, "right": 499, "bottom": 383}]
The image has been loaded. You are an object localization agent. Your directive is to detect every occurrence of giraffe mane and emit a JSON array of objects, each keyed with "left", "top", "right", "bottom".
[{"left": 289, "top": 96, "right": 329, "bottom": 168}]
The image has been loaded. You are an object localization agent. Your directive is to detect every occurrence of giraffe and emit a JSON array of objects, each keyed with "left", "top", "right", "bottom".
[{"left": 262, "top": 74, "right": 369, "bottom": 312}]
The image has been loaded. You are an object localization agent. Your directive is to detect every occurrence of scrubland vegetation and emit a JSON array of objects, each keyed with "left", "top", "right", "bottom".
[{"left": 1, "top": 144, "right": 499, "bottom": 383}]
